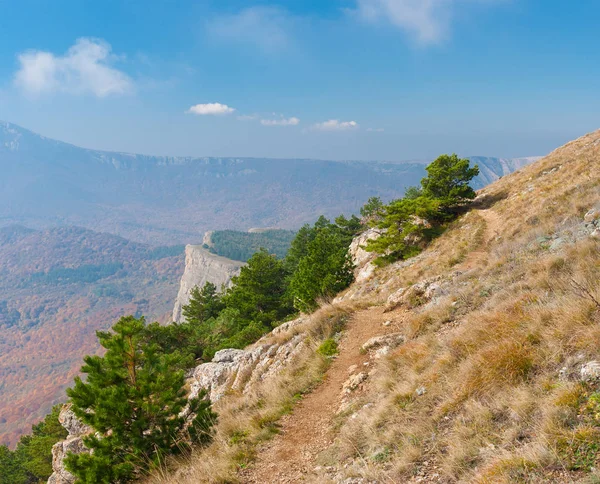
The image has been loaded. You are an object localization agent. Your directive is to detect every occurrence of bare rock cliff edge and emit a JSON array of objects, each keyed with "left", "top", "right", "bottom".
[{"left": 172, "top": 245, "right": 244, "bottom": 323}]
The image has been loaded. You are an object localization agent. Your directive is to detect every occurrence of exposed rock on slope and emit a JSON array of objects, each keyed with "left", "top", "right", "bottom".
[
  {"left": 48, "top": 405, "right": 91, "bottom": 484},
  {"left": 348, "top": 228, "right": 381, "bottom": 283},
  {"left": 172, "top": 245, "right": 244, "bottom": 322},
  {"left": 188, "top": 318, "right": 308, "bottom": 402}
]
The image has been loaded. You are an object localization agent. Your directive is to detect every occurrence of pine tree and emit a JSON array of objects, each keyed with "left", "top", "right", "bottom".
[
  {"left": 421, "top": 153, "right": 479, "bottom": 209},
  {"left": 224, "top": 249, "right": 293, "bottom": 328},
  {"left": 65, "top": 316, "right": 216, "bottom": 483},
  {"left": 16, "top": 404, "right": 68, "bottom": 481},
  {"left": 0, "top": 404, "right": 68, "bottom": 484},
  {"left": 0, "top": 445, "right": 27, "bottom": 484},
  {"left": 360, "top": 196, "right": 384, "bottom": 221},
  {"left": 182, "top": 282, "right": 224, "bottom": 326},
  {"left": 288, "top": 227, "right": 354, "bottom": 312},
  {"left": 366, "top": 154, "right": 479, "bottom": 263}
]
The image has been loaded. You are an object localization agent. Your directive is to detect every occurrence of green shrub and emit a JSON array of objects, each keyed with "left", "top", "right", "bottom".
[{"left": 317, "top": 338, "right": 339, "bottom": 357}]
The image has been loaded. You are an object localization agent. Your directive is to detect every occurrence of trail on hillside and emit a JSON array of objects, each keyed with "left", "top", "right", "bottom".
[
  {"left": 240, "top": 207, "right": 502, "bottom": 483},
  {"left": 240, "top": 306, "right": 405, "bottom": 483},
  {"left": 459, "top": 207, "right": 502, "bottom": 270}
]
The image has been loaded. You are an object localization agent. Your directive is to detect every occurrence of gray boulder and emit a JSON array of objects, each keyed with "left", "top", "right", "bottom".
[
  {"left": 361, "top": 333, "right": 405, "bottom": 352},
  {"left": 581, "top": 361, "right": 600, "bottom": 381}
]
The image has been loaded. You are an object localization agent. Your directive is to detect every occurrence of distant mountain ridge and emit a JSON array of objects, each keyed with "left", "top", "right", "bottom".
[{"left": 0, "top": 122, "right": 539, "bottom": 244}]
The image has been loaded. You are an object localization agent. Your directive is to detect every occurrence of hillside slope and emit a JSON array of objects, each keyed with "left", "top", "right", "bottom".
[
  {"left": 145, "top": 129, "right": 600, "bottom": 483},
  {"left": 0, "top": 226, "right": 184, "bottom": 447},
  {"left": 0, "top": 122, "right": 537, "bottom": 244}
]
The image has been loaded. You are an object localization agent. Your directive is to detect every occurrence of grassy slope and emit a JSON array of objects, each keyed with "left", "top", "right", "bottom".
[
  {"left": 149, "top": 130, "right": 600, "bottom": 483},
  {"left": 324, "top": 129, "right": 600, "bottom": 482}
]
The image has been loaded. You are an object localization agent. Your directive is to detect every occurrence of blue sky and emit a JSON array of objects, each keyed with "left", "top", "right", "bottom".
[{"left": 0, "top": 0, "right": 598, "bottom": 160}]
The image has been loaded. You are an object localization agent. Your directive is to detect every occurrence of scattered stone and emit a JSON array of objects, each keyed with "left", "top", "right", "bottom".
[
  {"left": 549, "top": 237, "right": 567, "bottom": 251},
  {"left": 558, "top": 366, "right": 569, "bottom": 381},
  {"left": 384, "top": 276, "right": 447, "bottom": 311},
  {"left": 584, "top": 208, "right": 600, "bottom": 223},
  {"left": 384, "top": 286, "right": 407, "bottom": 312},
  {"left": 374, "top": 346, "right": 391, "bottom": 359},
  {"left": 415, "top": 386, "right": 427, "bottom": 396},
  {"left": 581, "top": 361, "right": 600, "bottom": 381},
  {"left": 343, "top": 372, "right": 368, "bottom": 393},
  {"left": 383, "top": 320, "right": 392, "bottom": 327},
  {"left": 347, "top": 364, "right": 358, "bottom": 374},
  {"left": 362, "top": 333, "right": 405, "bottom": 352}
]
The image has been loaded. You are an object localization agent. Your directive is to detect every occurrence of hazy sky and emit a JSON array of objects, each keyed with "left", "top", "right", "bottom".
[{"left": 0, "top": 0, "right": 598, "bottom": 161}]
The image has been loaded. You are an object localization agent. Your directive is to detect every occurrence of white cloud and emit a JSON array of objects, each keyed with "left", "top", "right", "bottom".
[
  {"left": 14, "top": 38, "right": 132, "bottom": 97},
  {"left": 261, "top": 116, "right": 300, "bottom": 127},
  {"left": 237, "top": 114, "right": 259, "bottom": 121},
  {"left": 187, "top": 103, "right": 236, "bottom": 115},
  {"left": 355, "top": 0, "right": 501, "bottom": 45},
  {"left": 208, "top": 6, "right": 290, "bottom": 54},
  {"left": 312, "top": 120, "right": 359, "bottom": 131}
]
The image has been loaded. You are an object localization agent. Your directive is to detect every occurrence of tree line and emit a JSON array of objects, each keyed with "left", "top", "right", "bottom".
[{"left": 206, "top": 229, "right": 296, "bottom": 261}]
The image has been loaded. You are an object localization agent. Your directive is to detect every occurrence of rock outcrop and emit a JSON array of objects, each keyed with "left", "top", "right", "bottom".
[
  {"left": 348, "top": 228, "right": 381, "bottom": 283},
  {"left": 172, "top": 245, "right": 244, "bottom": 322},
  {"left": 384, "top": 275, "right": 448, "bottom": 312},
  {"left": 581, "top": 361, "right": 600, "bottom": 382},
  {"left": 189, "top": 317, "right": 308, "bottom": 402},
  {"left": 47, "top": 405, "right": 92, "bottom": 484}
]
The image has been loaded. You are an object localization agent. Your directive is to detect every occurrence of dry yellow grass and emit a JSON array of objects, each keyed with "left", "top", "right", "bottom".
[{"left": 322, "top": 130, "right": 600, "bottom": 482}]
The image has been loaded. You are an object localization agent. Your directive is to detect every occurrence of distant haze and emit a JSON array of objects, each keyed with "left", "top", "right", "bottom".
[{"left": 0, "top": 122, "right": 538, "bottom": 245}]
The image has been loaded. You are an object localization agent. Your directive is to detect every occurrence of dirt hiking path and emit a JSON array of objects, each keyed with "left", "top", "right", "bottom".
[
  {"left": 240, "top": 208, "right": 501, "bottom": 483},
  {"left": 459, "top": 207, "right": 502, "bottom": 271},
  {"left": 240, "top": 306, "right": 405, "bottom": 483}
]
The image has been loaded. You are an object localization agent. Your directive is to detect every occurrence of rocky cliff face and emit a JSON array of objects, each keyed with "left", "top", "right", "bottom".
[
  {"left": 172, "top": 245, "right": 244, "bottom": 323},
  {"left": 47, "top": 405, "right": 92, "bottom": 484}
]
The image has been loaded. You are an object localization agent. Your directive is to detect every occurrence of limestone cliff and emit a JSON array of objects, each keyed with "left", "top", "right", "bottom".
[{"left": 172, "top": 245, "right": 244, "bottom": 323}]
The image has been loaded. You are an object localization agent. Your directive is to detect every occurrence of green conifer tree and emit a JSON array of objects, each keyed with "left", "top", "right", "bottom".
[
  {"left": 366, "top": 154, "right": 479, "bottom": 263},
  {"left": 224, "top": 249, "right": 293, "bottom": 328},
  {"left": 421, "top": 153, "right": 479, "bottom": 209},
  {"left": 65, "top": 316, "right": 216, "bottom": 483},
  {"left": 288, "top": 227, "right": 354, "bottom": 312},
  {"left": 182, "top": 282, "right": 224, "bottom": 326}
]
